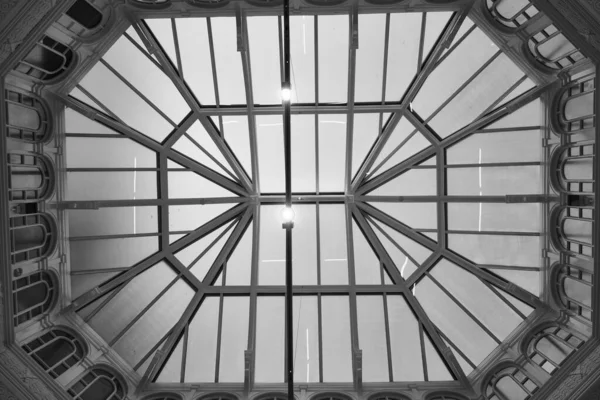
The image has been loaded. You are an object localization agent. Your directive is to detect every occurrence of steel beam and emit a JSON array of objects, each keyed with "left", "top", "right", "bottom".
[
  {"left": 352, "top": 204, "right": 471, "bottom": 389},
  {"left": 357, "top": 201, "right": 438, "bottom": 252},
  {"left": 163, "top": 111, "right": 197, "bottom": 148},
  {"left": 350, "top": 9, "right": 468, "bottom": 192},
  {"left": 58, "top": 94, "right": 248, "bottom": 196},
  {"left": 345, "top": 6, "right": 358, "bottom": 193},
  {"left": 357, "top": 195, "right": 547, "bottom": 203},
  {"left": 142, "top": 206, "right": 254, "bottom": 385},
  {"left": 67, "top": 203, "right": 248, "bottom": 312},
  {"left": 134, "top": 21, "right": 254, "bottom": 194}
]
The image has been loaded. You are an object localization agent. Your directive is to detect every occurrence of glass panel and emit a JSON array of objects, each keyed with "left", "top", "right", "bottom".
[
  {"left": 291, "top": 115, "right": 316, "bottom": 192},
  {"left": 422, "top": 12, "right": 453, "bottom": 63},
  {"left": 371, "top": 202, "right": 437, "bottom": 230},
  {"left": 413, "top": 28, "right": 498, "bottom": 122},
  {"left": 180, "top": 225, "right": 232, "bottom": 282},
  {"left": 318, "top": 115, "right": 347, "bottom": 192},
  {"left": 255, "top": 296, "right": 284, "bottom": 382},
  {"left": 66, "top": 137, "right": 156, "bottom": 168},
  {"left": 385, "top": 14, "right": 421, "bottom": 102},
  {"left": 78, "top": 63, "right": 172, "bottom": 142},
  {"left": 447, "top": 166, "right": 541, "bottom": 195},
  {"left": 318, "top": 15, "right": 349, "bottom": 103},
  {"left": 492, "top": 268, "right": 540, "bottom": 297},
  {"left": 114, "top": 278, "right": 194, "bottom": 367},
  {"left": 86, "top": 262, "right": 176, "bottom": 343},
  {"left": 157, "top": 335, "right": 184, "bottom": 382},
  {"left": 64, "top": 107, "right": 116, "bottom": 134},
  {"left": 428, "top": 54, "right": 524, "bottom": 137},
  {"left": 352, "top": 113, "right": 380, "bottom": 178},
  {"left": 424, "top": 333, "right": 453, "bottom": 381},
  {"left": 146, "top": 19, "right": 177, "bottom": 65},
  {"left": 248, "top": 16, "right": 281, "bottom": 105},
  {"left": 415, "top": 276, "right": 497, "bottom": 365},
  {"left": 496, "top": 376, "right": 529, "bottom": 400},
  {"left": 353, "top": 222, "right": 382, "bottom": 285},
  {"left": 169, "top": 204, "right": 233, "bottom": 232},
  {"left": 373, "top": 221, "right": 432, "bottom": 265},
  {"left": 488, "top": 99, "right": 541, "bottom": 129},
  {"left": 168, "top": 171, "right": 234, "bottom": 198},
  {"left": 322, "top": 295, "right": 352, "bottom": 382},
  {"left": 223, "top": 116, "right": 252, "bottom": 178},
  {"left": 447, "top": 130, "right": 541, "bottom": 164},
  {"left": 259, "top": 205, "right": 285, "bottom": 285},
  {"left": 212, "top": 17, "right": 246, "bottom": 105},
  {"left": 70, "top": 237, "right": 158, "bottom": 272},
  {"left": 176, "top": 18, "right": 216, "bottom": 105},
  {"left": 431, "top": 259, "right": 523, "bottom": 340},
  {"left": 293, "top": 205, "right": 318, "bottom": 285},
  {"left": 447, "top": 203, "right": 540, "bottom": 233},
  {"left": 290, "top": 16, "right": 315, "bottom": 103},
  {"left": 355, "top": 14, "right": 386, "bottom": 102},
  {"left": 320, "top": 205, "right": 348, "bottom": 285},
  {"left": 257, "top": 115, "right": 285, "bottom": 193},
  {"left": 449, "top": 234, "right": 540, "bottom": 268},
  {"left": 388, "top": 295, "right": 423, "bottom": 381},
  {"left": 377, "top": 131, "right": 431, "bottom": 175},
  {"left": 68, "top": 207, "right": 158, "bottom": 237},
  {"left": 103, "top": 34, "right": 190, "bottom": 124},
  {"left": 219, "top": 296, "right": 249, "bottom": 382},
  {"left": 293, "top": 296, "right": 319, "bottom": 382},
  {"left": 185, "top": 296, "right": 220, "bottom": 382},
  {"left": 357, "top": 295, "right": 388, "bottom": 382},
  {"left": 67, "top": 171, "right": 157, "bottom": 201},
  {"left": 225, "top": 222, "right": 252, "bottom": 285},
  {"left": 371, "top": 168, "right": 437, "bottom": 196}
]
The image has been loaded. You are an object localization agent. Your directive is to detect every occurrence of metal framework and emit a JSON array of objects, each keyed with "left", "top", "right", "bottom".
[{"left": 56, "top": 2, "right": 560, "bottom": 396}]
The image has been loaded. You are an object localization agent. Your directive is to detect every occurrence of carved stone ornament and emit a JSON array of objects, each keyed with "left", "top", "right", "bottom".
[{"left": 547, "top": 344, "right": 600, "bottom": 400}]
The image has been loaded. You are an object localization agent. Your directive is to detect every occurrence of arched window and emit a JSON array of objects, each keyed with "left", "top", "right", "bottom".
[
  {"left": 129, "top": 0, "right": 172, "bottom": 7},
  {"left": 484, "top": 364, "right": 538, "bottom": 400},
  {"left": 10, "top": 212, "right": 57, "bottom": 264},
  {"left": 486, "top": 0, "right": 539, "bottom": 30},
  {"left": 254, "top": 394, "right": 287, "bottom": 400},
  {"left": 67, "top": 367, "right": 127, "bottom": 400},
  {"left": 525, "top": 325, "right": 583, "bottom": 374},
  {"left": 368, "top": 393, "right": 410, "bottom": 400},
  {"left": 12, "top": 270, "right": 57, "bottom": 326},
  {"left": 312, "top": 394, "right": 353, "bottom": 400},
  {"left": 550, "top": 205, "right": 594, "bottom": 258},
  {"left": 198, "top": 394, "right": 238, "bottom": 400},
  {"left": 8, "top": 152, "right": 54, "bottom": 202},
  {"left": 142, "top": 393, "right": 183, "bottom": 400},
  {"left": 5, "top": 89, "right": 52, "bottom": 143},
  {"left": 553, "top": 75, "right": 596, "bottom": 134},
  {"left": 549, "top": 142, "right": 594, "bottom": 196},
  {"left": 527, "top": 25, "right": 585, "bottom": 70},
  {"left": 22, "top": 328, "right": 87, "bottom": 378},
  {"left": 427, "top": 393, "right": 469, "bottom": 400},
  {"left": 555, "top": 263, "right": 593, "bottom": 322},
  {"left": 56, "top": 0, "right": 108, "bottom": 40},
  {"left": 184, "top": 0, "right": 230, "bottom": 8},
  {"left": 14, "top": 35, "right": 75, "bottom": 81}
]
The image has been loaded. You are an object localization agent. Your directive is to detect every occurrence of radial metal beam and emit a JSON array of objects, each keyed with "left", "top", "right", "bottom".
[
  {"left": 142, "top": 206, "right": 254, "bottom": 386},
  {"left": 57, "top": 197, "right": 246, "bottom": 209},
  {"left": 345, "top": 6, "right": 358, "bottom": 193},
  {"left": 357, "top": 81, "right": 557, "bottom": 195},
  {"left": 59, "top": 94, "right": 248, "bottom": 197},
  {"left": 66, "top": 203, "right": 248, "bottom": 312},
  {"left": 134, "top": 21, "right": 254, "bottom": 194},
  {"left": 357, "top": 195, "right": 549, "bottom": 203},
  {"left": 350, "top": 9, "right": 468, "bottom": 192},
  {"left": 238, "top": 9, "right": 261, "bottom": 193},
  {"left": 357, "top": 201, "right": 438, "bottom": 252},
  {"left": 352, "top": 204, "right": 470, "bottom": 390},
  {"left": 163, "top": 111, "right": 197, "bottom": 148}
]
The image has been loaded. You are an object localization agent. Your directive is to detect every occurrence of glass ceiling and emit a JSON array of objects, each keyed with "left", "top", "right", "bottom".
[{"left": 63, "top": 7, "right": 546, "bottom": 387}]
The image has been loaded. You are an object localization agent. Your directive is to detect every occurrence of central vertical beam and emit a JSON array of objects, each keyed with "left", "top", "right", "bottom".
[
  {"left": 345, "top": 6, "right": 358, "bottom": 193},
  {"left": 283, "top": 0, "right": 294, "bottom": 398}
]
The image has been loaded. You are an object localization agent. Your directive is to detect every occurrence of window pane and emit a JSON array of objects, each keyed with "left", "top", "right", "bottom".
[
  {"left": 255, "top": 296, "right": 284, "bottom": 382},
  {"left": 447, "top": 166, "right": 541, "bottom": 195},
  {"left": 293, "top": 296, "right": 319, "bottom": 382},
  {"left": 257, "top": 115, "right": 285, "bottom": 193},
  {"left": 320, "top": 205, "right": 348, "bottom": 285},
  {"left": 322, "top": 295, "right": 352, "bottom": 381},
  {"left": 388, "top": 295, "right": 423, "bottom": 381},
  {"left": 357, "top": 295, "right": 388, "bottom": 382},
  {"left": 293, "top": 205, "right": 318, "bottom": 285},
  {"left": 223, "top": 116, "right": 252, "bottom": 178},
  {"left": 385, "top": 14, "right": 421, "bottom": 102},
  {"left": 68, "top": 207, "right": 158, "bottom": 237},
  {"left": 248, "top": 16, "right": 281, "bottom": 105},
  {"left": 186, "top": 296, "right": 220, "bottom": 382},
  {"left": 212, "top": 17, "right": 246, "bottom": 105},
  {"left": 355, "top": 14, "right": 386, "bottom": 102},
  {"left": 318, "top": 115, "right": 347, "bottom": 192},
  {"left": 259, "top": 205, "right": 285, "bottom": 285},
  {"left": 66, "top": 137, "right": 156, "bottom": 168},
  {"left": 318, "top": 15, "right": 348, "bottom": 103},
  {"left": 290, "top": 16, "right": 315, "bottom": 103},
  {"left": 219, "top": 296, "right": 249, "bottom": 382},
  {"left": 291, "top": 115, "right": 316, "bottom": 192}
]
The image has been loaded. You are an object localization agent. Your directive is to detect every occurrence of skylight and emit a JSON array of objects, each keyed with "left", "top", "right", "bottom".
[{"left": 63, "top": 7, "right": 545, "bottom": 387}]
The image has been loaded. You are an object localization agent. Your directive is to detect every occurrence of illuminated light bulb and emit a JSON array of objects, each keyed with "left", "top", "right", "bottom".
[
  {"left": 281, "top": 206, "right": 295, "bottom": 223},
  {"left": 281, "top": 85, "right": 292, "bottom": 102}
]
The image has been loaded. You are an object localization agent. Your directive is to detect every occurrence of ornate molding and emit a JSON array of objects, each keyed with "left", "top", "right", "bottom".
[{"left": 551, "top": 0, "right": 600, "bottom": 57}]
